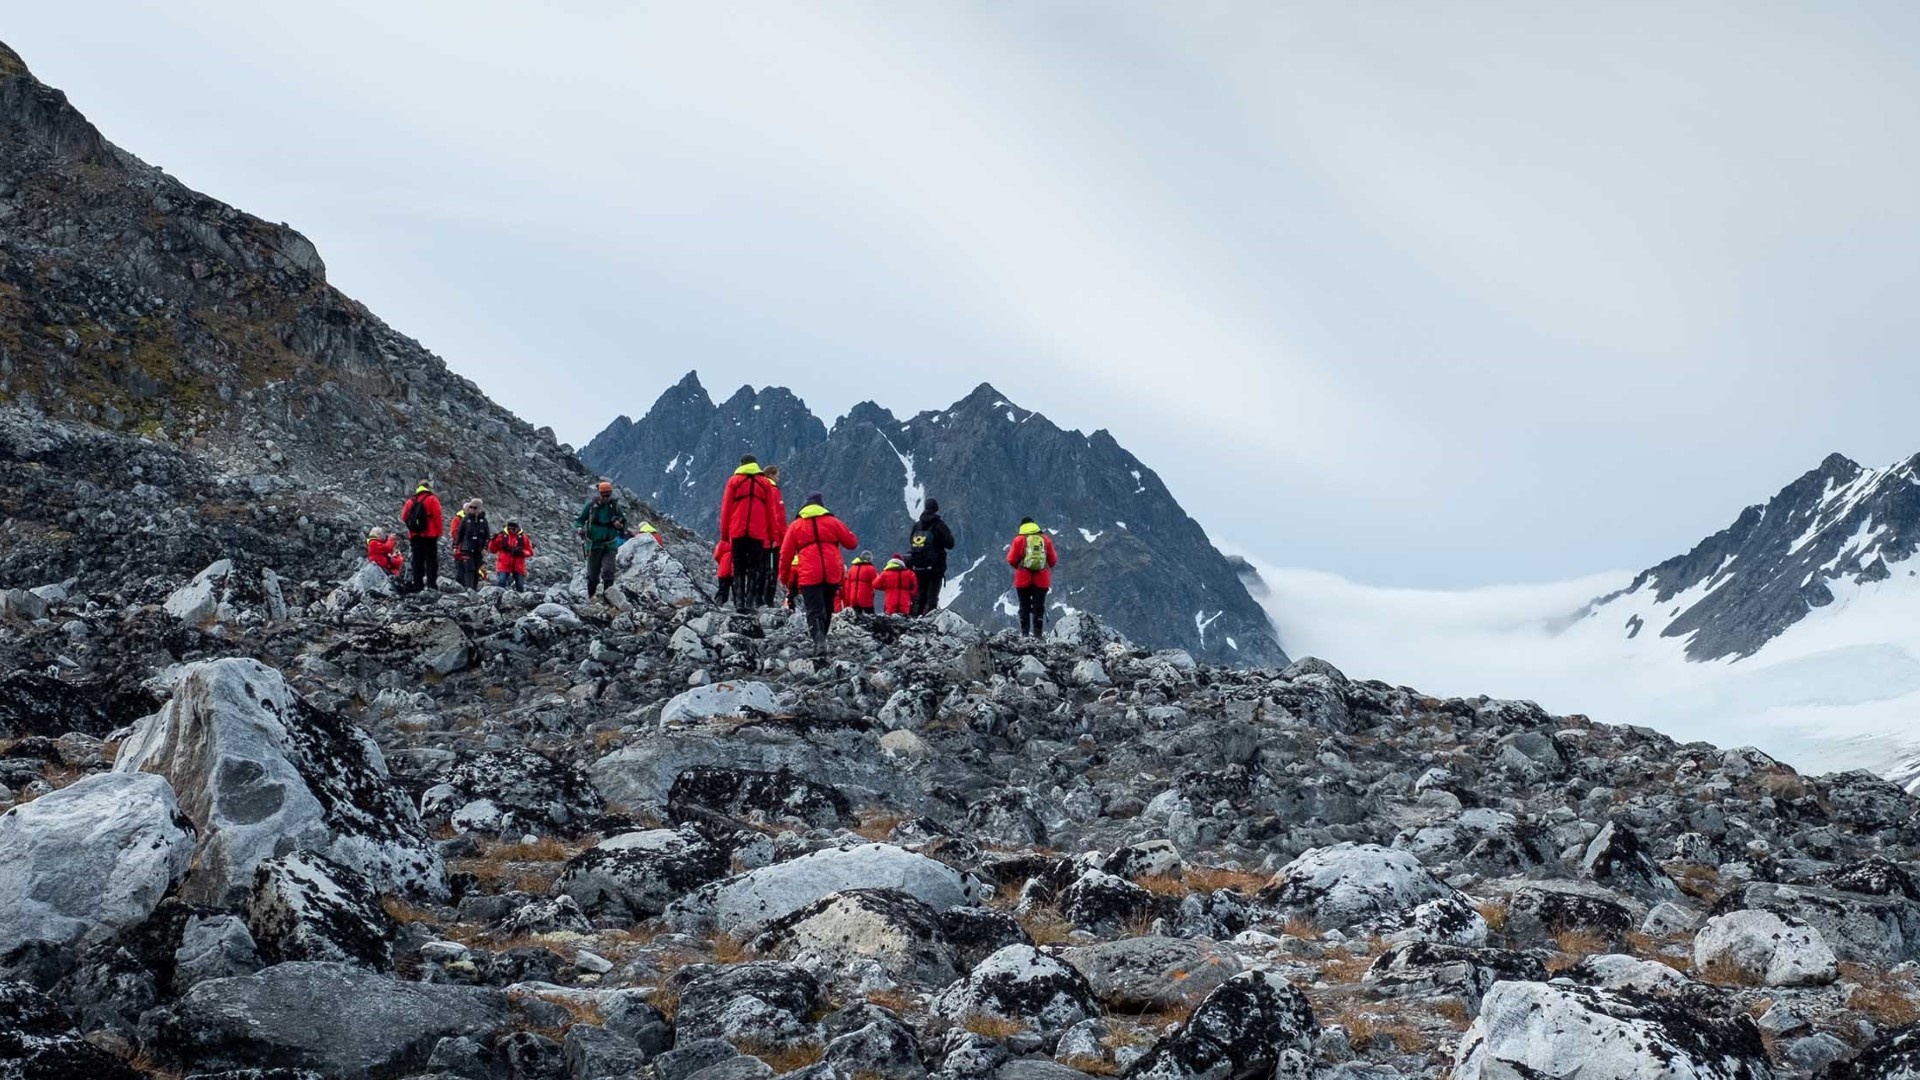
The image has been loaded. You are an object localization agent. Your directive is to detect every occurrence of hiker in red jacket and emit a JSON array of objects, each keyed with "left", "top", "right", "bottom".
[
  {"left": 713, "top": 539, "right": 735, "bottom": 607},
  {"left": 487, "top": 520, "right": 534, "bottom": 592},
  {"left": 777, "top": 492, "right": 857, "bottom": 651},
  {"left": 366, "top": 527, "right": 404, "bottom": 578},
  {"left": 717, "top": 456, "right": 782, "bottom": 612},
  {"left": 873, "top": 555, "right": 918, "bottom": 616},
  {"left": 761, "top": 465, "right": 788, "bottom": 607},
  {"left": 840, "top": 552, "right": 878, "bottom": 615},
  {"left": 399, "top": 481, "right": 444, "bottom": 594},
  {"left": 1005, "top": 517, "right": 1058, "bottom": 637}
]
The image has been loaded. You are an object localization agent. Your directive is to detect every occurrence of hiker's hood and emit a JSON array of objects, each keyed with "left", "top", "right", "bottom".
[
  {"left": 733, "top": 463, "right": 763, "bottom": 476},
  {"left": 851, "top": 556, "right": 871, "bottom": 565},
  {"left": 414, "top": 485, "right": 431, "bottom": 494},
  {"left": 798, "top": 504, "right": 831, "bottom": 519},
  {"left": 1018, "top": 521, "right": 1043, "bottom": 535},
  {"left": 884, "top": 558, "right": 907, "bottom": 570},
  {"left": 917, "top": 507, "right": 942, "bottom": 524},
  {"left": 638, "top": 522, "right": 658, "bottom": 533}
]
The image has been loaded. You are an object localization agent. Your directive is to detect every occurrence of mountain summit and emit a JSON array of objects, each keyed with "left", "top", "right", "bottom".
[
  {"left": 584, "top": 372, "right": 1286, "bottom": 664},
  {"left": 1575, "top": 451, "right": 1920, "bottom": 661}
]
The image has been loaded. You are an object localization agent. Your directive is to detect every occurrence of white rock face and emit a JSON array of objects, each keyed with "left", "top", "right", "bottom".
[
  {"left": 327, "top": 562, "right": 395, "bottom": 610},
  {"left": 0, "top": 772, "right": 195, "bottom": 958},
  {"left": 667, "top": 843, "right": 989, "bottom": 935},
  {"left": 1267, "top": 842, "right": 1455, "bottom": 928},
  {"left": 659, "top": 681, "right": 782, "bottom": 726},
  {"left": 1694, "top": 909, "right": 1839, "bottom": 987},
  {"left": 164, "top": 559, "right": 232, "bottom": 624},
  {"left": 116, "top": 657, "right": 446, "bottom": 903},
  {"left": 1455, "top": 981, "right": 1771, "bottom": 1080}
]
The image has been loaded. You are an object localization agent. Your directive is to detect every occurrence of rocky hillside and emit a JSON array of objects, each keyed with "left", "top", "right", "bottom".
[
  {"left": 0, "top": 39, "right": 692, "bottom": 601},
  {"left": 6, "top": 518, "right": 1920, "bottom": 1079},
  {"left": 584, "top": 373, "right": 1284, "bottom": 666},
  {"left": 1574, "top": 451, "right": 1920, "bottom": 661}
]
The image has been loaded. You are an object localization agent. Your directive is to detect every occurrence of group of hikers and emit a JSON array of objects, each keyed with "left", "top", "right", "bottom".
[{"left": 366, "top": 456, "right": 1060, "bottom": 648}]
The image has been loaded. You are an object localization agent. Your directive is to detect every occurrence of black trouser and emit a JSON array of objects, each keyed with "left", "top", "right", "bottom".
[
  {"left": 911, "top": 567, "right": 942, "bottom": 616},
  {"left": 761, "top": 550, "right": 780, "bottom": 606},
  {"left": 801, "top": 582, "right": 837, "bottom": 643},
  {"left": 729, "top": 538, "right": 766, "bottom": 610},
  {"left": 454, "top": 554, "right": 481, "bottom": 590},
  {"left": 408, "top": 537, "right": 439, "bottom": 593},
  {"left": 715, "top": 575, "right": 733, "bottom": 606},
  {"left": 1018, "top": 585, "right": 1048, "bottom": 636},
  {"left": 586, "top": 547, "right": 617, "bottom": 597}
]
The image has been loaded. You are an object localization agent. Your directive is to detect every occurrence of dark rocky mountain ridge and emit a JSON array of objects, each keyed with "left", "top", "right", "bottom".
[
  {"left": 584, "top": 372, "right": 1285, "bottom": 666},
  {"left": 1573, "top": 451, "right": 1920, "bottom": 661}
]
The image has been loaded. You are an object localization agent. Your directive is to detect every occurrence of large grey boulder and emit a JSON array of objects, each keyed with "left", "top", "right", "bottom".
[
  {"left": 1453, "top": 982, "right": 1770, "bottom": 1080},
  {"left": 660, "top": 681, "right": 783, "bottom": 726},
  {"left": 244, "top": 852, "right": 397, "bottom": 970},
  {"left": 0, "top": 772, "right": 193, "bottom": 968},
  {"left": 1061, "top": 936, "right": 1243, "bottom": 1012},
  {"left": 163, "top": 558, "right": 231, "bottom": 624},
  {"left": 930, "top": 944, "right": 1097, "bottom": 1035},
  {"left": 556, "top": 827, "right": 732, "bottom": 920},
  {"left": 0, "top": 979, "right": 144, "bottom": 1079},
  {"left": 1693, "top": 909, "right": 1837, "bottom": 987},
  {"left": 674, "top": 961, "right": 825, "bottom": 1049},
  {"left": 749, "top": 888, "right": 962, "bottom": 995},
  {"left": 668, "top": 843, "right": 990, "bottom": 936},
  {"left": 115, "top": 657, "right": 446, "bottom": 902},
  {"left": 1261, "top": 842, "right": 1455, "bottom": 928},
  {"left": 1722, "top": 881, "right": 1920, "bottom": 965},
  {"left": 140, "top": 961, "right": 510, "bottom": 1078}
]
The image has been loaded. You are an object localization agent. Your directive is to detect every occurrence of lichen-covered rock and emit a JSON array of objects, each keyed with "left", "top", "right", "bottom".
[
  {"left": 1717, "top": 881, "right": 1920, "bottom": 965},
  {"left": 1693, "top": 909, "right": 1838, "bottom": 987},
  {"left": 673, "top": 961, "right": 824, "bottom": 1049},
  {"left": 1122, "top": 970, "right": 1317, "bottom": 1080},
  {"left": 668, "top": 844, "right": 990, "bottom": 936},
  {"left": 115, "top": 657, "right": 445, "bottom": 902},
  {"left": 555, "top": 827, "right": 732, "bottom": 920},
  {"left": 1061, "top": 936, "right": 1242, "bottom": 1012},
  {"left": 1363, "top": 941, "right": 1547, "bottom": 1009},
  {"left": 1261, "top": 843, "right": 1454, "bottom": 929},
  {"left": 0, "top": 772, "right": 193, "bottom": 972},
  {"left": 1504, "top": 880, "right": 1641, "bottom": 942},
  {"left": 424, "top": 747, "right": 604, "bottom": 838},
  {"left": 749, "top": 888, "right": 961, "bottom": 994},
  {"left": 1581, "top": 820, "right": 1680, "bottom": 902},
  {"left": 1830, "top": 1021, "right": 1920, "bottom": 1080},
  {"left": 1453, "top": 982, "right": 1769, "bottom": 1080},
  {"left": 244, "top": 851, "right": 397, "bottom": 970},
  {"left": 660, "top": 681, "right": 783, "bottom": 725},
  {"left": 1060, "top": 869, "right": 1159, "bottom": 934},
  {"left": 1372, "top": 895, "right": 1490, "bottom": 947},
  {"left": 930, "top": 944, "right": 1097, "bottom": 1035},
  {"left": 668, "top": 765, "right": 852, "bottom": 828},
  {"left": 0, "top": 979, "right": 144, "bottom": 1079}
]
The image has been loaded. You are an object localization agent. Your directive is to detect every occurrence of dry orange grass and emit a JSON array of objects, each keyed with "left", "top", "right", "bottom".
[
  {"left": 1475, "top": 901, "right": 1509, "bottom": 933},
  {"left": 865, "top": 988, "right": 919, "bottom": 1013},
  {"left": 1696, "top": 954, "right": 1761, "bottom": 988},
  {"left": 1337, "top": 1009, "right": 1432, "bottom": 1055},
  {"left": 1137, "top": 875, "right": 1193, "bottom": 899},
  {"left": 1840, "top": 963, "right": 1920, "bottom": 1028},
  {"left": 1282, "top": 914, "right": 1323, "bottom": 941},
  {"left": 709, "top": 933, "right": 749, "bottom": 964},
  {"left": 380, "top": 896, "right": 439, "bottom": 924},
  {"left": 740, "top": 1043, "right": 826, "bottom": 1073},
  {"left": 961, "top": 1015, "right": 1031, "bottom": 1040},
  {"left": 1552, "top": 929, "right": 1608, "bottom": 959},
  {"left": 1183, "top": 865, "right": 1271, "bottom": 894},
  {"left": 1018, "top": 906, "right": 1074, "bottom": 946},
  {"left": 853, "top": 808, "right": 906, "bottom": 842},
  {"left": 482, "top": 837, "right": 580, "bottom": 862}
]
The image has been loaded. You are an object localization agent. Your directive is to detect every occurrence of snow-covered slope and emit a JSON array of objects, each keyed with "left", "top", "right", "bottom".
[{"left": 1238, "top": 450, "right": 1920, "bottom": 785}]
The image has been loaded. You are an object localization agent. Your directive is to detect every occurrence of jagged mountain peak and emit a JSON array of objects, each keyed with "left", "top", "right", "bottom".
[
  {"left": 585, "top": 375, "right": 1285, "bottom": 664},
  {"left": 1576, "top": 448, "right": 1920, "bottom": 661}
]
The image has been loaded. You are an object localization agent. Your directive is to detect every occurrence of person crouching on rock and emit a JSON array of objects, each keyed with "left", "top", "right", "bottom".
[
  {"left": 840, "top": 552, "right": 878, "bottom": 615},
  {"left": 874, "top": 554, "right": 918, "bottom": 616},
  {"left": 451, "top": 498, "right": 490, "bottom": 590},
  {"left": 576, "top": 481, "right": 630, "bottom": 600},
  {"left": 778, "top": 491, "right": 857, "bottom": 652},
  {"left": 366, "top": 527, "right": 404, "bottom": 579},
  {"left": 713, "top": 538, "right": 735, "bottom": 607},
  {"left": 488, "top": 520, "right": 534, "bottom": 592},
  {"left": 399, "top": 481, "right": 443, "bottom": 594},
  {"left": 1006, "top": 516, "right": 1058, "bottom": 637}
]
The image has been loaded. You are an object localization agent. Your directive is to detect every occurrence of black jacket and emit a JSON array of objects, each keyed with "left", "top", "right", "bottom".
[
  {"left": 908, "top": 511, "right": 955, "bottom": 572},
  {"left": 454, "top": 511, "right": 491, "bottom": 555}
]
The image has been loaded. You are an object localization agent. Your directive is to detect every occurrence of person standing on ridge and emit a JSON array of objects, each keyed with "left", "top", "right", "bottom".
[
  {"left": 841, "top": 551, "right": 878, "bottom": 615},
  {"left": 717, "top": 455, "right": 780, "bottom": 611},
  {"left": 907, "top": 498, "right": 955, "bottom": 616},
  {"left": 873, "top": 553, "right": 918, "bottom": 616},
  {"left": 451, "top": 498, "right": 491, "bottom": 589},
  {"left": 399, "top": 481, "right": 443, "bottom": 594},
  {"left": 366, "top": 527, "right": 404, "bottom": 579},
  {"left": 487, "top": 520, "right": 534, "bottom": 591},
  {"left": 637, "top": 521, "right": 663, "bottom": 546},
  {"left": 576, "top": 480, "right": 630, "bottom": 600},
  {"left": 1005, "top": 516, "right": 1058, "bottom": 637},
  {"left": 777, "top": 490, "right": 857, "bottom": 652},
  {"left": 760, "top": 464, "right": 787, "bottom": 607}
]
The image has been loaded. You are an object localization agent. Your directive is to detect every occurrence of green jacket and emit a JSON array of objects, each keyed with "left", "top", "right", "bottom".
[{"left": 576, "top": 497, "right": 629, "bottom": 551}]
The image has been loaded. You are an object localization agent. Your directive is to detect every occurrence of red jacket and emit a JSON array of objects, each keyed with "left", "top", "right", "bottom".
[
  {"left": 841, "top": 560, "right": 877, "bottom": 609},
  {"left": 717, "top": 466, "right": 782, "bottom": 544},
  {"left": 488, "top": 531, "right": 534, "bottom": 575},
  {"left": 1006, "top": 527, "right": 1058, "bottom": 589},
  {"left": 401, "top": 491, "right": 444, "bottom": 540},
  {"left": 714, "top": 539, "right": 734, "bottom": 578},
  {"left": 367, "top": 536, "right": 403, "bottom": 575},
  {"left": 778, "top": 506, "right": 858, "bottom": 587},
  {"left": 873, "top": 562, "right": 917, "bottom": 615}
]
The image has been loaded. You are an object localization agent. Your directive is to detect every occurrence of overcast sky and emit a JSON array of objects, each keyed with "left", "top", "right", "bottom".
[{"left": 12, "top": 3, "right": 1920, "bottom": 587}]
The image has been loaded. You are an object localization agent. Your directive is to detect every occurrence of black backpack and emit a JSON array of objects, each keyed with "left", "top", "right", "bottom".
[
  {"left": 908, "top": 526, "right": 934, "bottom": 568},
  {"left": 404, "top": 496, "right": 430, "bottom": 534}
]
